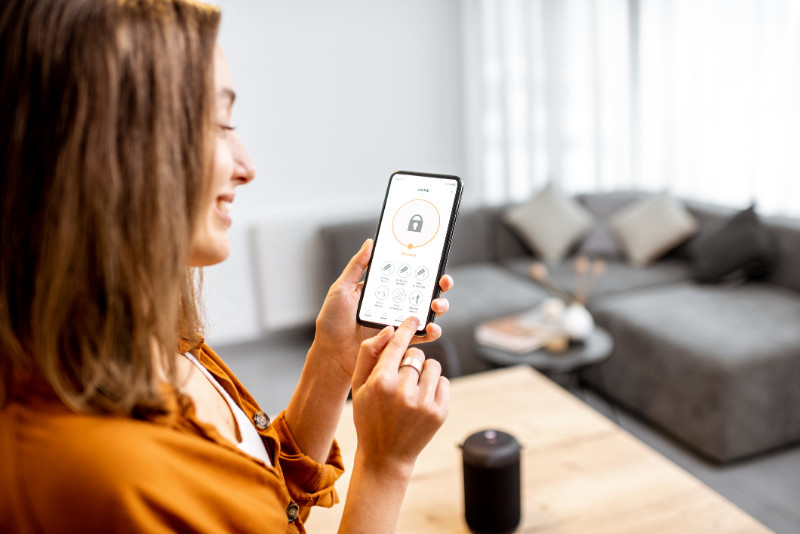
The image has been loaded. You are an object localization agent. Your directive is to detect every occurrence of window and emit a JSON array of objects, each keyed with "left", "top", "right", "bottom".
[{"left": 464, "top": 0, "right": 800, "bottom": 215}]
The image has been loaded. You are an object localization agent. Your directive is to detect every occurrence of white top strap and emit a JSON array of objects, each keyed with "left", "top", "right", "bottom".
[{"left": 182, "top": 352, "right": 272, "bottom": 467}]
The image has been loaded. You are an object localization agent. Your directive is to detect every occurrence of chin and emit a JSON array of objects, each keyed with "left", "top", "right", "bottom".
[{"left": 188, "top": 241, "right": 231, "bottom": 267}]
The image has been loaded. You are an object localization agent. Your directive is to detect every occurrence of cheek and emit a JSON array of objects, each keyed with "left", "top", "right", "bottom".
[{"left": 211, "top": 139, "right": 235, "bottom": 187}]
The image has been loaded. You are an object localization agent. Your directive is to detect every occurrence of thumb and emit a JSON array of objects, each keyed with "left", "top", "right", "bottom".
[
  {"left": 337, "top": 239, "right": 373, "bottom": 288},
  {"left": 352, "top": 325, "right": 393, "bottom": 392}
]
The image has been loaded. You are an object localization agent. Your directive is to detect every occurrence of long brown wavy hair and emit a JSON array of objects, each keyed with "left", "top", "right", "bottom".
[{"left": 0, "top": 0, "right": 220, "bottom": 415}]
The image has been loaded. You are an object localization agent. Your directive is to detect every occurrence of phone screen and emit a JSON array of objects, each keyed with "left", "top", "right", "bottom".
[{"left": 357, "top": 171, "right": 462, "bottom": 334}]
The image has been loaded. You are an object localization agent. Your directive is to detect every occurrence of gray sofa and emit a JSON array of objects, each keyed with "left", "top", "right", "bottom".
[{"left": 319, "top": 193, "right": 800, "bottom": 463}]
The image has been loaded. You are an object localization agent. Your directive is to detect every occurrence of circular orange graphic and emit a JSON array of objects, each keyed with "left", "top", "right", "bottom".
[{"left": 391, "top": 199, "right": 440, "bottom": 249}]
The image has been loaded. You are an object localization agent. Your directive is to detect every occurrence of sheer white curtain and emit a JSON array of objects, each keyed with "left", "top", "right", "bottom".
[
  {"left": 463, "top": 0, "right": 800, "bottom": 216},
  {"left": 638, "top": 0, "right": 800, "bottom": 215}
]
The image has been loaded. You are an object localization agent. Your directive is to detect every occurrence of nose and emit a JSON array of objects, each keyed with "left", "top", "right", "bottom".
[{"left": 229, "top": 130, "right": 256, "bottom": 185}]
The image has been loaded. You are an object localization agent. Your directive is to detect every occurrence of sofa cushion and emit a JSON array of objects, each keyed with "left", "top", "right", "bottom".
[
  {"left": 483, "top": 206, "right": 532, "bottom": 262},
  {"left": 445, "top": 208, "right": 496, "bottom": 266},
  {"left": 501, "top": 256, "right": 694, "bottom": 301},
  {"left": 593, "top": 282, "right": 800, "bottom": 363},
  {"left": 609, "top": 193, "right": 698, "bottom": 266},
  {"left": 503, "top": 184, "right": 594, "bottom": 263},
  {"left": 670, "top": 200, "right": 737, "bottom": 261},
  {"left": 585, "top": 282, "right": 800, "bottom": 462},
  {"left": 691, "top": 206, "right": 777, "bottom": 283}
]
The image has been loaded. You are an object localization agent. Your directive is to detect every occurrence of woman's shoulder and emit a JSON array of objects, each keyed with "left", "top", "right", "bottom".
[
  {"left": 4, "top": 400, "right": 183, "bottom": 490},
  {"left": 2, "top": 398, "right": 287, "bottom": 532},
  {"left": 1, "top": 403, "right": 173, "bottom": 530}
]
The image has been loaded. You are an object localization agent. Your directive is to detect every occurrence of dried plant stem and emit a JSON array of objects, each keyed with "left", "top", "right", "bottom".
[
  {"left": 529, "top": 262, "right": 574, "bottom": 302},
  {"left": 574, "top": 256, "right": 590, "bottom": 304},
  {"left": 578, "top": 259, "right": 607, "bottom": 305}
]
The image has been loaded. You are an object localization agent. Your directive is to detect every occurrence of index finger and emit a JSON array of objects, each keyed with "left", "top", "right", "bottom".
[{"left": 374, "top": 316, "right": 421, "bottom": 372}]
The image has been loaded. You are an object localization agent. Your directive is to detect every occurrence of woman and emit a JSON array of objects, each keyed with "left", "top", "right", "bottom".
[{"left": 0, "top": 1, "right": 452, "bottom": 532}]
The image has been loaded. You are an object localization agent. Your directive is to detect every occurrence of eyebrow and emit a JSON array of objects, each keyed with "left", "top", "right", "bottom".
[{"left": 217, "top": 88, "right": 236, "bottom": 106}]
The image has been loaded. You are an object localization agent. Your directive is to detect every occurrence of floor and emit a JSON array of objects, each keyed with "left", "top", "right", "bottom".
[{"left": 218, "top": 330, "right": 800, "bottom": 534}]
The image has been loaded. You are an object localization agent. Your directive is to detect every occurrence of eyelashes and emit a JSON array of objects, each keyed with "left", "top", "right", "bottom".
[{"left": 217, "top": 123, "right": 236, "bottom": 138}]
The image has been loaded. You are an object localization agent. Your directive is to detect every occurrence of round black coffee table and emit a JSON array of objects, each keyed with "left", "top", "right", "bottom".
[{"left": 475, "top": 326, "right": 614, "bottom": 376}]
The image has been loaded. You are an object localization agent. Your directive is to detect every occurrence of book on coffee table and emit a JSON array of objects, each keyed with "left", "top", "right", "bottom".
[{"left": 475, "top": 313, "right": 554, "bottom": 354}]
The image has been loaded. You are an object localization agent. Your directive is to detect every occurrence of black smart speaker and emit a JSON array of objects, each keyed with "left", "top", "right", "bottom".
[{"left": 461, "top": 429, "right": 521, "bottom": 533}]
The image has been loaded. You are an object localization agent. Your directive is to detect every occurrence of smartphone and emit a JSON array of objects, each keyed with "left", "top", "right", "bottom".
[{"left": 357, "top": 170, "right": 463, "bottom": 335}]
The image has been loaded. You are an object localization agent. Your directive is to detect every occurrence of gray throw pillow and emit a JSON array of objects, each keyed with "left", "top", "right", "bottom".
[
  {"left": 504, "top": 184, "right": 595, "bottom": 263},
  {"left": 608, "top": 193, "right": 698, "bottom": 266},
  {"left": 691, "top": 205, "right": 777, "bottom": 283}
]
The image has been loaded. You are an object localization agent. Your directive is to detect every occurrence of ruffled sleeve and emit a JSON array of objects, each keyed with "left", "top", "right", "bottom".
[{"left": 269, "top": 411, "right": 344, "bottom": 508}]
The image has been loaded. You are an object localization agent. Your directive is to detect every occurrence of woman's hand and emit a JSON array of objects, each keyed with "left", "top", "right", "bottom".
[
  {"left": 311, "top": 239, "right": 454, "bottom": 379},
  {"left": 339, "top": 317, "right": 450, "bottom": 534},
  {"left": 286, "top": 242, "right": 452, "bottom": 464},
  {"left": 338, "top": 317, "right": 449, "bottom": 533},
  {"left": 350, "top": 317, "right": 450, "bottom": 474}
]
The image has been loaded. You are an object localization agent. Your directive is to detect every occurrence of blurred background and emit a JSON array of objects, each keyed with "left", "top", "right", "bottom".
[{"left": 206, "top": 0, "right": 800, "bottom": 346}]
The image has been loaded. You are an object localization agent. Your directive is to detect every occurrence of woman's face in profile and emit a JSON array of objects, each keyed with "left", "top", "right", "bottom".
[{"left": 188, "top": 47, "right": 255, "bottom": 267}]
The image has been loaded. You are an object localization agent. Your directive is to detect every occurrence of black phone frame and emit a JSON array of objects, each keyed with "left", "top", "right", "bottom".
[{"left": 356, "top": 170, "right": 463, "bottom": 336}]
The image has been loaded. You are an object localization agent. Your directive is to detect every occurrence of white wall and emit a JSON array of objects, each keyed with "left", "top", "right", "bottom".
[{"left": 204, "top": 0, "right": 469, "bottom": 344}]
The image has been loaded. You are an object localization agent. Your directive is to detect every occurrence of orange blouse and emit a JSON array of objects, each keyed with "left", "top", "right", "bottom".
[{"left": 0, "top": 343, "right": 344, "bottom": 533}]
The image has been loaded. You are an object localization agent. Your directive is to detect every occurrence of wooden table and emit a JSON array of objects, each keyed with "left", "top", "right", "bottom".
[{"left": 305, "top": 366, "right": 771, "bottom": 533}]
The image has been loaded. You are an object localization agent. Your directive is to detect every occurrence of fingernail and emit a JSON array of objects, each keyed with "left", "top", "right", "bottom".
[{"left": 408, "top": 317, "right": 420, "bottom": 329}]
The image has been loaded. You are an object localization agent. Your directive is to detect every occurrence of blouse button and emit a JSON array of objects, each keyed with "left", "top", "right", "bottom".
[
  {"left": 286, "top": 502, "right": 300, "bottom": 523},
  {"left": 252, "top": 411, "right": 270, "bottom": 430}
]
